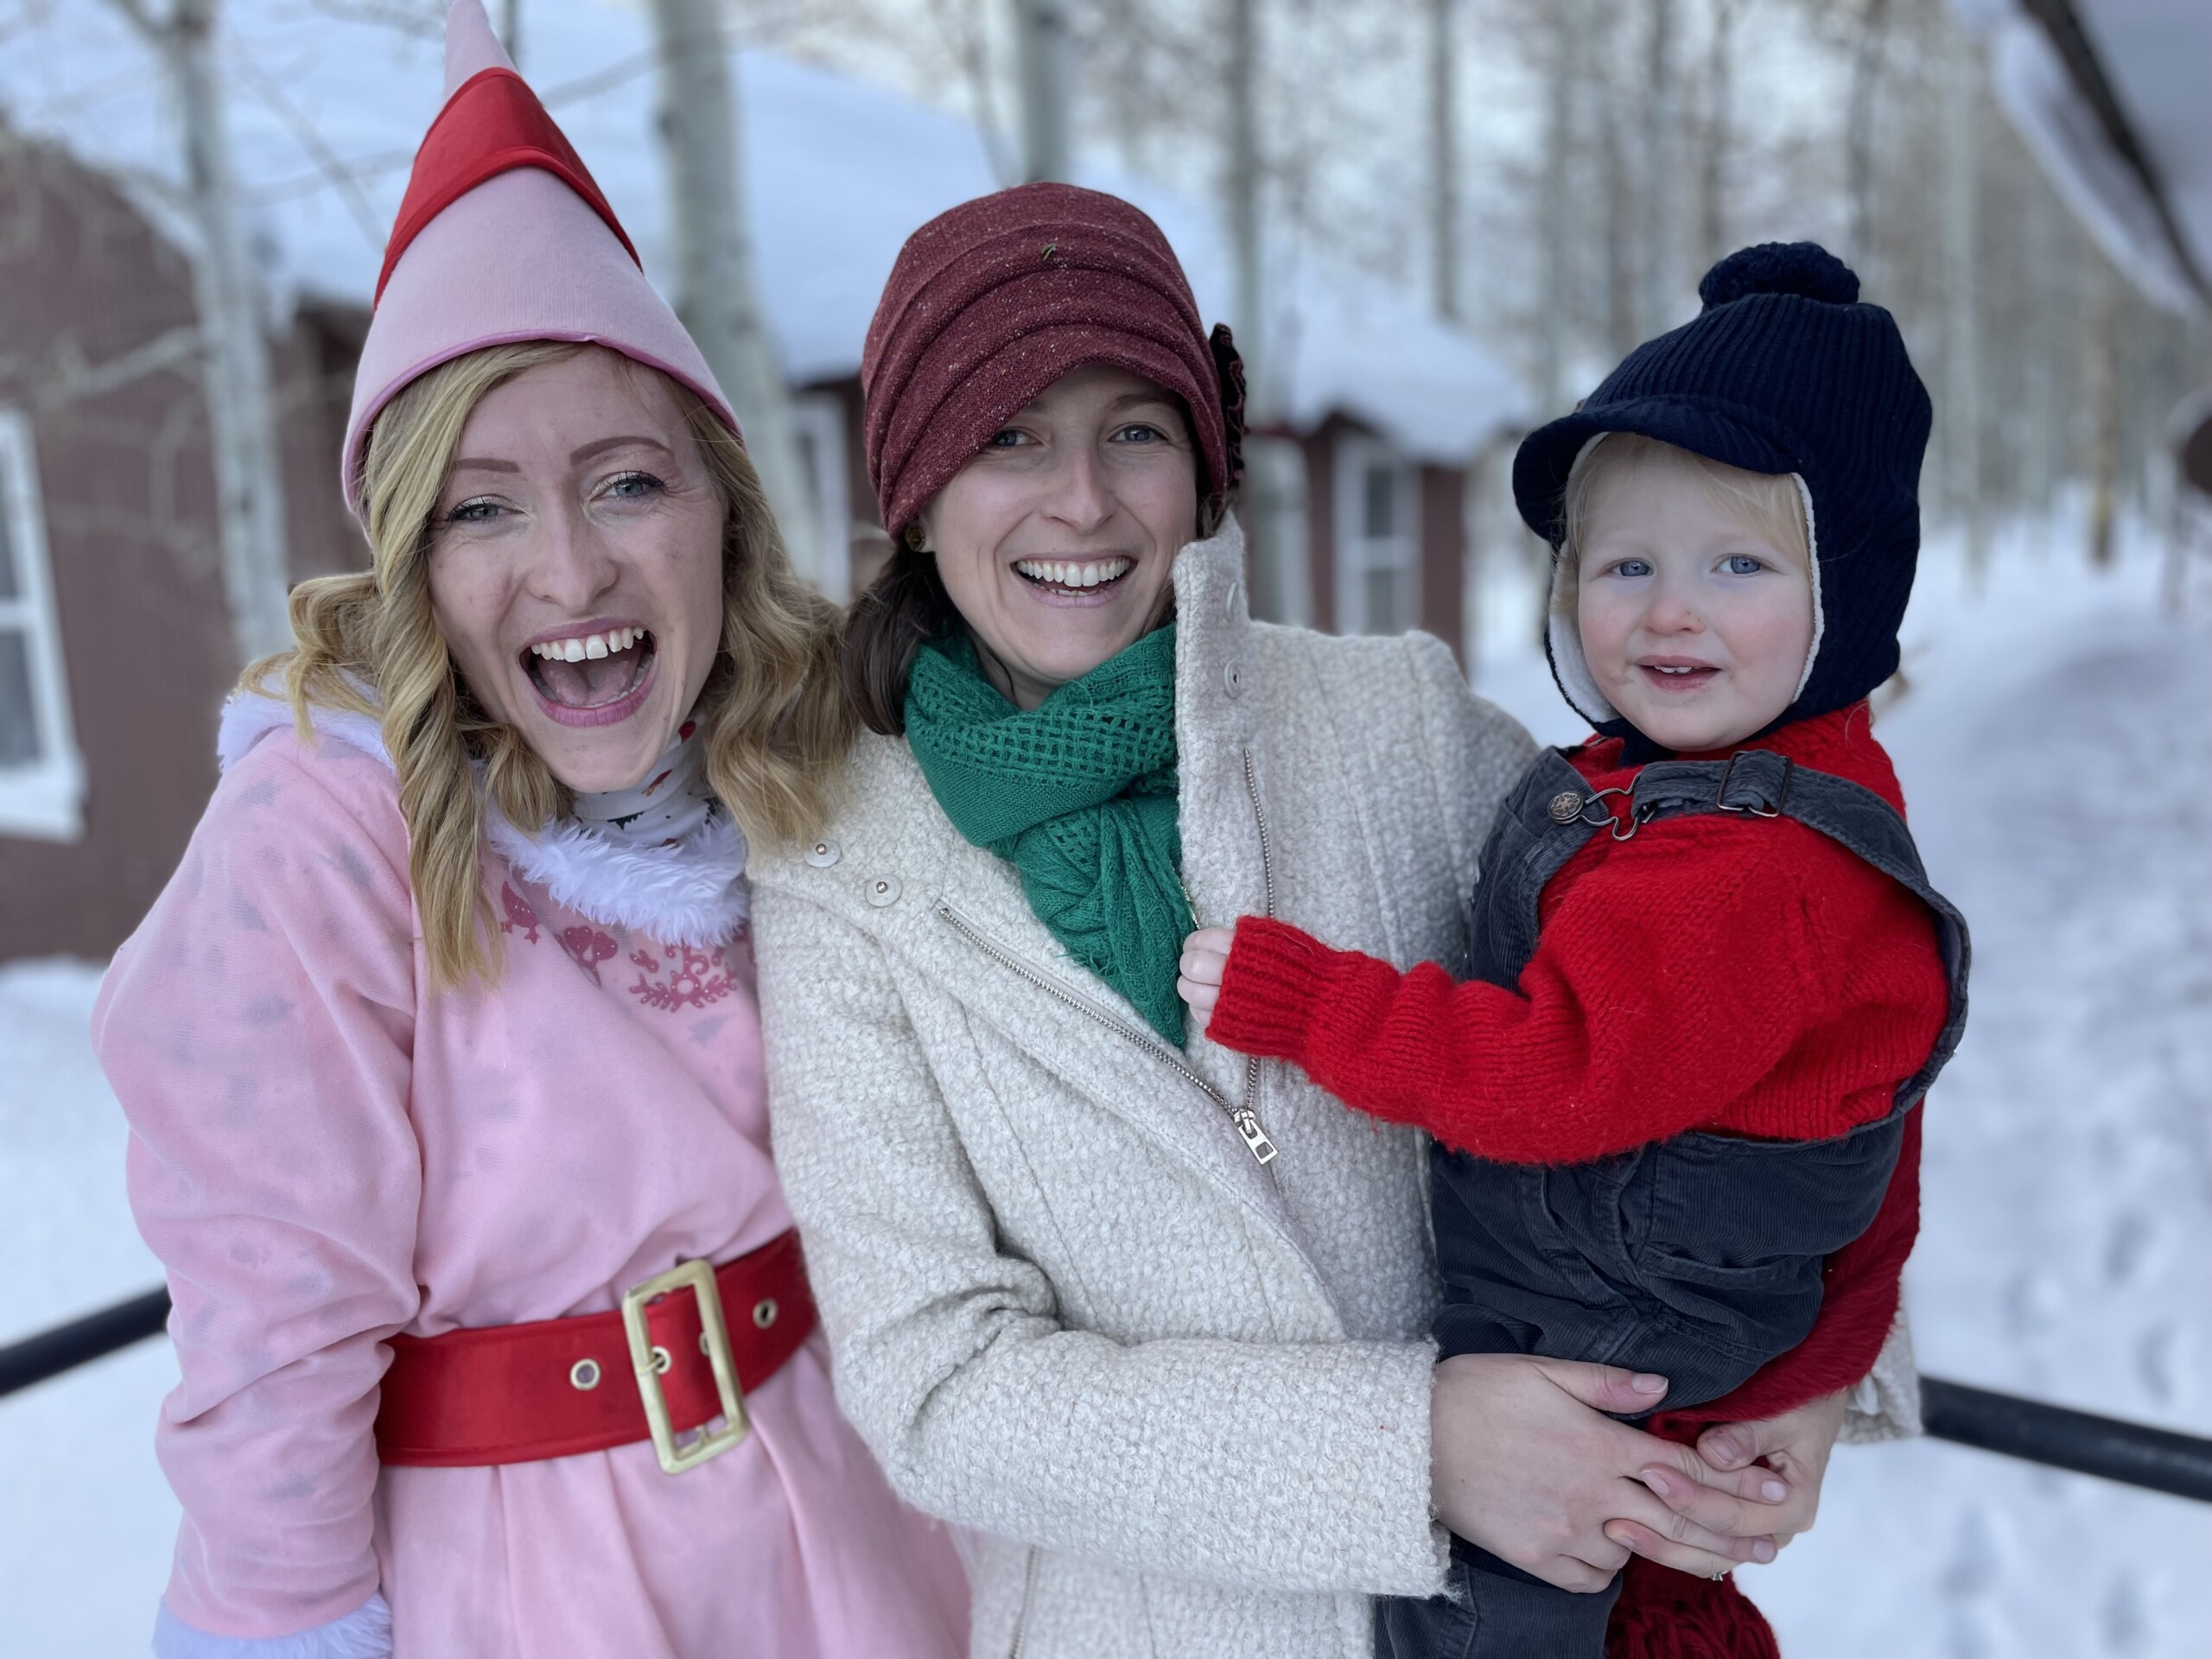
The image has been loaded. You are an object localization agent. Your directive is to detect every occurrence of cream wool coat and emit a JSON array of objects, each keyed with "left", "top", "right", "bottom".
[{"left": 752, "top": 524, "right": 1918, "bottom": 1659}]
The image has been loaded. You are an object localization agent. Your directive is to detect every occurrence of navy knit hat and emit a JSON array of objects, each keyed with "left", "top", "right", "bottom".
[{"left": 1514, "top": 242, "right": 1932, "bottom": 753}]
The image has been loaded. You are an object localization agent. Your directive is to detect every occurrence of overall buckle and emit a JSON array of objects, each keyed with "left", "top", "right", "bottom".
[
  {"left": 1713, "top": 751, "right": 1793, "bottom": 817},
  {"left": 621, "top": 1258, "right": 749, "bottom": 1475}
]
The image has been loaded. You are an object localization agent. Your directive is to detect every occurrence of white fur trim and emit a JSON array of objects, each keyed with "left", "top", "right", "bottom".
[
  {"left": 486, "top": 802, "right": 748, "bottom": 945},
  {"left": 155, "top": 1593, "right": 392, "bottom": 1659},
  {"left": 215, "top": 682, "right": 747, "bottom": 946},
  {"left": 218, "top": 683, "right": 390, "bottom": 773},
  {"left": 1790, "top": 472, "right": 1825, "bottom": 701}
]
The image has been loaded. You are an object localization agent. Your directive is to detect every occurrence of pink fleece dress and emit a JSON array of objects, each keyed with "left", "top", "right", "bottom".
[{"left": 95, "top": 709, "right": 969, "bottom": 1657}]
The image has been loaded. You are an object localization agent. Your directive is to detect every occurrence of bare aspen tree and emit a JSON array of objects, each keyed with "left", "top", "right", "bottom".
[
  {"left": 1013, "top": 0, "right": 1074, "bottom": 184},
  {"left": 1428, "top": 0, "right": 1459, "bottom": 321},
  {"left": 1696, "top": 0, "right": 1738, "bottom": 270},
  {"left": 500, "top": 0, "right": 520, "bottom": 66},
  {"left": 111, "top": 0, "right": 293, "bottom": 667},
  {"left": 1638, "top": 0, "right": 1675, "bottom": 334},
  {"left": 1537, "top": 0, "right": 1579, "bottom": 416},
  {"left": 1941, "top": 10, "right": 1984, "bottom": 577},
  {"left": 648, "top": 0, "right": 824, "bottom": 588},
  {"left": 1844, "top": 0, "right": 1891, "bottom": 271},
  {"left": 1228, "top": 0, "right": 1304, "bottom": 625}
]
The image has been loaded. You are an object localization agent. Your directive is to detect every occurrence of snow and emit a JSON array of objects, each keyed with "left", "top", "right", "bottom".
[
  {"left": 6, "top": 519, "right": 2210, "bottom": 1654},
  {"left": 0, "top": 0, "right": 1522, "bottom": 461}
]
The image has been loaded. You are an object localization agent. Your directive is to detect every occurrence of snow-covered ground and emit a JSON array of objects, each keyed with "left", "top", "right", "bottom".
[{"left": 3, "top": 519, "right": 2208, "bottom": 1655}]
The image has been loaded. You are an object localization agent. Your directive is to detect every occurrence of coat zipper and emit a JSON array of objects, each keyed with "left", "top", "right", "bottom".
[
  {"left": 937, "top": 903, "right": 1277, "bottom": 1164},
  {"left": 1007, "top": 1544, "right": 1041, "bottom": 1659},
  {"left": 1237, "top": 747, "right": 1275, "bottom": 1135}
]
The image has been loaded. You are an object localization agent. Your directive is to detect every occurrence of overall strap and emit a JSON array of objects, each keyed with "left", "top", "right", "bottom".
[
  {"left": 1465, "top": 748, "right": 1611, "bottom": 990},
  {"left": 1619, "top": 751, "right": 1973, "bottom": 1109}
]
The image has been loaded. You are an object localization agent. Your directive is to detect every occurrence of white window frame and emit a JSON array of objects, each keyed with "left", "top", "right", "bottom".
[
  {"left": 1243, "top": 435, "right": 1312, "bottom": 626},
  {"left": 790, "top": 391, "right": 854, "bottom": 604},
  {"left": 1332, "top": 435, "right": 1421, "bottom": 636},
  {"left": 0, "top": 408, "right": 84, "bottom": 842}
]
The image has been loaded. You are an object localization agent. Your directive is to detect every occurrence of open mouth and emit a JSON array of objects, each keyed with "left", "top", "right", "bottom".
[
  {"left": 523, "top": 624, "right": 657, "bottom": 725},
  {"left": 1014, "top": 556, "right": 1133, "bottom": 599},
  {"left": 1637, "top": 660, "right": 1721, "bottom": 691}
]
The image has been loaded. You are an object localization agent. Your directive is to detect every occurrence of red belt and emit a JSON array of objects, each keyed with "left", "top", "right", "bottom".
[{"left": 375, "top": 1230, "right": 816, "bottom": 1474}]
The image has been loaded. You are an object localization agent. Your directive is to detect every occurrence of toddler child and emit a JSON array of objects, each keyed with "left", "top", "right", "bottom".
[{"left": 1179, "top": 243, "right": 1969, "bottom": 1659}]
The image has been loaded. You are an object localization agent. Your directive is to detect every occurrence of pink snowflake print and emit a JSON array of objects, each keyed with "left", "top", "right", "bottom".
[
  {"left": 499, "top": 883, "right": 541, "bottom": 944},
  {"left": 561, "top": 925, "right": 619, "bottom": 984},
  {"left": 629, "top": 942, "right": 733, "bottom": 1012}
]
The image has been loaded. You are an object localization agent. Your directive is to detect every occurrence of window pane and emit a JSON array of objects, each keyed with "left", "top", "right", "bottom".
[
  {"left": 1362, "top": 566, "right": 1408, "bottom": 635},
  {"left": 0, "top": 628, "right": 41, "bottom": 765},
  {"left": 1363, "top": 464, "right": 1395, "bottom": 540}
]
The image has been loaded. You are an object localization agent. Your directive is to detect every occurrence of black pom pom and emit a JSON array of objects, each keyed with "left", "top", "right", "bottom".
[{"left": 1698, "top": 242, "right": 1860, "bottom": 309}]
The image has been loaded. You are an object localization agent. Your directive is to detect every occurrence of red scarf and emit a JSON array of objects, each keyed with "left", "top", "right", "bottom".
[{"left": 1605, "top": 1111, "right": 1922, "bottom": 1658}]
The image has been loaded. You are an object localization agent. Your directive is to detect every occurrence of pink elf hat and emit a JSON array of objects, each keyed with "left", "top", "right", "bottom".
[{"left": 341, "top": 0, "right": 738, "bottom": 521}]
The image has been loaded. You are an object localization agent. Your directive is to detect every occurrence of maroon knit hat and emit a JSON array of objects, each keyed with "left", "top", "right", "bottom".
[{"left": 861, "top": 181, "right": 1244, "bottom": 543}]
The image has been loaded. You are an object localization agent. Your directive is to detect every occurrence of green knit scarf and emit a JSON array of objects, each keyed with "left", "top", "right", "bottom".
[{"left": 906, "top": 625, "right": 1193, "bottom": 1046}]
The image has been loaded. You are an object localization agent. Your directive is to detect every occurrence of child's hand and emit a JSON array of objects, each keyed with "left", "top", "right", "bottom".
[{"left": 1178, "top": 925, "right": 1236, "bottom": 1032}]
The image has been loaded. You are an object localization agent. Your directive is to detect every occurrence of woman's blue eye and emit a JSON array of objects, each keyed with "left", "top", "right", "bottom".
[
  {"left": 1116, "top": 423, "right": 1163, "bottom": 443},
  {"left": 606, "top": 471, "right": 664, "bottom": 499},
  {"left": 448, "top": 497, "right": 501, "bottom": 524},
  {"left": 986, "top": 429, "right": 1027, "bottom": 448},
  {"left": 1724, "top": 554, "right": 1766, "bottom": 575}
]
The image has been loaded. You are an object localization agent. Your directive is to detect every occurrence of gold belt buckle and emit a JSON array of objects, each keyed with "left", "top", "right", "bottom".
[{"left": 620, "top": 1258, "right": 749, "bottom": 1475}]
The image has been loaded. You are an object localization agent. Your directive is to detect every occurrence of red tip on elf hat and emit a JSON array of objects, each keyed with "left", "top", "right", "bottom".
[{"left": 341, "top": 0, "right": 738, "bottom": 522}]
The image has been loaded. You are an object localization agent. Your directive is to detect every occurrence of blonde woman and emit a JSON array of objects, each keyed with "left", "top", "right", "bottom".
[{"left": 93, "top": 9, "right": 964, "bottom": 1656}]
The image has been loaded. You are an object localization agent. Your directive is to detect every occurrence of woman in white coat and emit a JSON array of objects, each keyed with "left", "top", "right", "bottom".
[{"left": 750, "top": 183, "right": 1919, "bottom": 1658}]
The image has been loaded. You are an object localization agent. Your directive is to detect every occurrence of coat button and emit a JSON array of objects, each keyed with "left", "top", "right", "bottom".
[
  {"left": 569, "top": 1357, "right": 601, "bottom": 1390},
  {"left": 805, "top": 839, "right": 841, "bottom": 868},
  {"left": 866, "top": 876, "right": 901, "bottom": 908},
  {"left": 1548, "top": 791, "right": 1584, "bottom": 824},
  {"left": 1222, "top": 660, "right": 1244, "bottom": 699}
]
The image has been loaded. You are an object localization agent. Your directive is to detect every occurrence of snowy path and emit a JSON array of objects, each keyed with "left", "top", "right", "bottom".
[{"left": 3, "top": 534, "right": 2207, "bottom": 1655}]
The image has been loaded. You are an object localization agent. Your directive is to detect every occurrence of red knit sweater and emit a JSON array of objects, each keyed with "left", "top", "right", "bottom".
[{"left": 1208, "top": 705, "right": 1950, "bottom": 1164}]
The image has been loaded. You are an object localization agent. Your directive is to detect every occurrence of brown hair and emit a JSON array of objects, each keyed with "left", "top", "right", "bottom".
[
  {"left": 1551, "top": 432, "right": 1810, "bottom": 615},
  {"left": 248, "top": 340, "right": 854, "bottom": 988}
]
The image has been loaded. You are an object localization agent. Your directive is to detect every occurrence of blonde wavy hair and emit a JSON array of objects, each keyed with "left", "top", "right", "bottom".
[{"left": 247, "top": 340, "right": 854, "bottom": 988}]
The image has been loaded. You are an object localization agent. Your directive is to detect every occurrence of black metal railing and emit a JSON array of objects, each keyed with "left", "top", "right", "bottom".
[{"left": 5, "top": 1285, "right": 2211, "bottom": 1504}]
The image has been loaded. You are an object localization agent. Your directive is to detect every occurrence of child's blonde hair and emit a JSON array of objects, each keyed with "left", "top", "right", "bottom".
[
  {"left": 245, "top": 340, "right": 854, "bottom": 989},
  {"left": 1550, "top": 433, "right": 1810, "bottom": 615}
]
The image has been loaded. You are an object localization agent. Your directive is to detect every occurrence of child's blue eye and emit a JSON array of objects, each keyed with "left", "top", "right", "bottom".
[
  {"left": 1723, "top": 555, "right": 1767, "bottom": 575},
  {"left": 1611, "top": 558, "right": 1653, "bottom": 579}
]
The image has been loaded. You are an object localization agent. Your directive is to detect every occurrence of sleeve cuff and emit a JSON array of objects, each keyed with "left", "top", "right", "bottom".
[
  {"left": 1207, "top": 916, "right": 1339, "bottom": 1064},
  {"left": 1840, "top": 1308, "right": 1922, "bottom": 1444},
  {"left": 155, "top": 1593, "right": 392, "bottom": 1659}
]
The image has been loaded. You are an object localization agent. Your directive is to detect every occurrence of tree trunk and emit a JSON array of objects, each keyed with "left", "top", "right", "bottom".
[
  {"left": 1538, "top": 0, "right": 1578, "bottom": 417},
  {"left": 649, "top": 0, "right": 825, "bottom": 590},
  {"left": 1428, "top": 0, "right": 1459, "bottom": 322},
  {"left": 1697, "top": 0, "right": 1736, "bottom": 271},
  {"left": 1013, "top": 0, "right": 1073, "bottom": 184},
  {"left": 1638, "top": 0, "right": 1675, "bottom": 336},
  {"left": 121, "top": 0, "right": 293, "bottom": 668},
  {"left": 1942, "top": 14, "right": 1984, "bottom": 582}
]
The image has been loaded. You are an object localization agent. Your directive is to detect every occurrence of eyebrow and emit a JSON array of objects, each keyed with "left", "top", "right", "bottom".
[{"left": 445, "top": 435, "right": 677, "bottom": 476}]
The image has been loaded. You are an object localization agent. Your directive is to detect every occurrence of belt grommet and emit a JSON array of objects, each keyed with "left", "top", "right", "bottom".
[
  {"left": 569, "top": 1357, "right": 602, "bottom": 1391},
  {"left": 753, "top": 1297, "right": 779, "bottom": 1329},
  {"left": 651, "top": 1344, "right": 673, "bottom": 1376}
]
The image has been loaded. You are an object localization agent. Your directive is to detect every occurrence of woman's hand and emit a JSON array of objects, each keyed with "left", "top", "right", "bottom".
[
  {"left": 1431, "top": 1354, "right": 1792, "bottom": 1592},
  {"left": 1178, "top": 925, "right": 1235, "bottom": 1029},
  {"left": 1599, "top": 1388, "right": 1849, "bottom": 1564}
]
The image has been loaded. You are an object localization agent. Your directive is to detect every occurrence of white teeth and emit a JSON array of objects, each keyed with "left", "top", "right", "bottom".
[
  {"left": 531, "top": 628, "right": 645, "bottom": 661},
  {"left": 1015, "top": 557, "right": 1133, "bottom": 588}
]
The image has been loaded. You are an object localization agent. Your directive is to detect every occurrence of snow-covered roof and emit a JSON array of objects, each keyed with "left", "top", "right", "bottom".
[
  {"left": 1961, "top": 0, "right": 2211, "bottom": 315},
  {"left": 0, "top": 0, "right": 1524, "bottom": 462}
]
